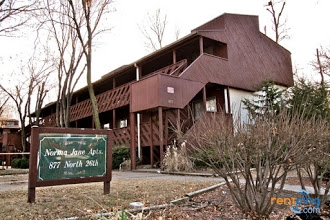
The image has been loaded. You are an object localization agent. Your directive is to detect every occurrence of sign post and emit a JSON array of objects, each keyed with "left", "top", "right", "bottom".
[{"left": 28, "top": 127, "right": 112, "bottom": 203}]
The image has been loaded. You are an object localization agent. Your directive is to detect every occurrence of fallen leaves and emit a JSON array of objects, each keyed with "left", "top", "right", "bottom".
[{"left": 0, "top": 174, "right": 218, "bottom": 219}]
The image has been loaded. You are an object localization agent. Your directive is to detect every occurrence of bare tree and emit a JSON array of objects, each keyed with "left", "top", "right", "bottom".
[
  {"left": 294, "top": 49, "right": 330, "bottom": 206},
  {"left": 313, "top": 47, "right": 330, "bottom": 86},
  {"left": 0, "top": 96, "right": 9, "bottom": 117},
  {"left": 67, "top": 0, "right": 113, "bottom": 129},
  {"left": 0, "top": 0, "right": 38, "bottom": 36},
  {"left": 265, "top": 0, "right": 289, "bottom": 43},
  {"left": 174, "top": 26, "right": 180, "bottom": 41},
  {"left": 139, "top": 8, "right": 168, "bottom": 51},
  {"left": 316, "top": 48, "right": 325, "bottom": 86},
  {"left": 38, "top": 1, "right": 86, "bottom": 127},
  {"left": 291, "top": 81, "right": 330, "bottom": 206},
  {"left": 0, "top": 57, "right": 52, "bottom": 152}
]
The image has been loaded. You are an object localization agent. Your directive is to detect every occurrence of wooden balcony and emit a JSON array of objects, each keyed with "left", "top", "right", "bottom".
[
  {"left": 43, "top": 83, "right": 130, "bottom": 127},
  {"left": 71, "top": 83, "right": 130, "bottom": 121}
]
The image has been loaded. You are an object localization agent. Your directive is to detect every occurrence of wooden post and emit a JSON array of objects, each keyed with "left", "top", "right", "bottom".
[
  {"left": 112, "top": 110, "right": 116, "bottom": 129},
  {"left": 130, "top": 112, "right": 136, "bottom": 170},
  {"left": 28, "top": 126, "right": 39, "bottom": 203},
  {"left": 113, "top": 78, "right": 117, "bottom": 129},
  {"left": 165, "top": 111, "right": 168, "bottom": 148},
  {"left": 149, "top": 113, "right": 154, "bottom": 166},
  {"left": 203, "top": 86, "right": 207, "bottom": 112},
  {"left": 199, "top": 36, "right": 203, "bottom": 55},
  {"left": 173, "top": 49, "right": 177, "bottom": 64},
  {"left": 176, "top": 109, "right": 181, "bottom": 135},
  {"left": 113, "top": 78, "right": 116, "bottom": 89},
  {"left": 104, "top": 129, "right": 113, "bottom": 195},
  {"left": 158, "top": 107, "right": 164, "bottom": 162}
]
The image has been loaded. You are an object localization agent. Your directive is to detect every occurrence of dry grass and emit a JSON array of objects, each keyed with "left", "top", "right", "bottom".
[{"left": 0, "top": 174, "right": 218, "bottom": 219}]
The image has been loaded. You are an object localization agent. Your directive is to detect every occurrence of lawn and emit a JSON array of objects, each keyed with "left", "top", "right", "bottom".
[{"left": 0, "top": 173, "right": 218, "bottom": 219}]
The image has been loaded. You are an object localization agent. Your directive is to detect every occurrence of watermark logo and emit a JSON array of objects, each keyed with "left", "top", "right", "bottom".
[
  {"left": 290, "top": 189, "right": 320, "bottom": 214},
  {"left": 271, "top": 189, "right": 320, "bottom": 214}
]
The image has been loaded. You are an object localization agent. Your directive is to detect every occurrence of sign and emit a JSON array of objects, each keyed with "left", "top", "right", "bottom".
[
  {"left": 167, "top": 86, "right": 174, "bottom": 94},
  {"left": 38, "top": 134, "right": 107, "bottom": 181},
  {"left": 28, "top": 127, "right": 112, "bottom": 203}
]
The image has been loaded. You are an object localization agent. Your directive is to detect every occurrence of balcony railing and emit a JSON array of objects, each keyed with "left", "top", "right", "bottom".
[{"left": 43, "top": 83, "right": 131, "bottom": 126}]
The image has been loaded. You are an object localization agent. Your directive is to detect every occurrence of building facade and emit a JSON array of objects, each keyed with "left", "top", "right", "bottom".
[
  {"left": 35, "top": 13, "right": 293, "bottom": 169},
  {"left": 0, "top": 118, "right": 21, "bottom": 165}
]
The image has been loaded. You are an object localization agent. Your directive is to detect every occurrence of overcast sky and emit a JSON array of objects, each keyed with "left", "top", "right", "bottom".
[
  {"left": 1, "top": 0, "right": 330, "bottom": 84},
  {"left": 88, "top": 0, "right": 329, "bottom": 81}
]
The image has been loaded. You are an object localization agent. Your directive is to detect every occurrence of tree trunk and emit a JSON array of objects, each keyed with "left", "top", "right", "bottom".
[
  {"left": 86, "top": 43, "right": 101, "bottom": 129},
  {"left": 20, "top": 125, "right": 27, "bottom": 158},
  {"left": 316, "top": 48, "right": 325, "bottom": 87},
  {"left": 86, "top": 5, "right": 101, "bottom": 129}
]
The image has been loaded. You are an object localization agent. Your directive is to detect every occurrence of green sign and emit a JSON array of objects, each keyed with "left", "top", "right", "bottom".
[{"left": 38, "top": 133, "right": 108, "bottom": 181}]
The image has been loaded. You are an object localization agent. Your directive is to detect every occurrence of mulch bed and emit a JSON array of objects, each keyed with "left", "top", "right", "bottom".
[{"left": 147, "top": 182, "right": 330, "bottom": 220}]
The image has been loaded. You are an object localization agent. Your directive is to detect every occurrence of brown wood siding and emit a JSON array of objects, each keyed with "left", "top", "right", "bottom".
[
  {"left": 180, "top": 54, "right": 232, "bottom": 86},
  {"left": 188, "top": 14, "right": 293, "bottom": 91},
  {"left": 131, "top": 74, "right": 205, "bottom": 112},
  {"left": 131, "top": 75, "right": 160, "bottom": 112}
]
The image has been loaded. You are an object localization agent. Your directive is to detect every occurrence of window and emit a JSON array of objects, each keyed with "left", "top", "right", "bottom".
[
  {"left": 103, "top": 123, "right": 110, "bottom": 129},
  {"left": 119, "top": 119, "right": 127, "bottom": 128},
  {"left": 193, "top": 101, "right": 203, "bottom": 120},
  {"left": 6, "top": 121, "right": 15, "bottom": 126},
  {"left": 193, "top": 97, "right": 217, "bottom": 120},
  {"left": 206, "top": 97, "right": 217, "bottom": 112}
]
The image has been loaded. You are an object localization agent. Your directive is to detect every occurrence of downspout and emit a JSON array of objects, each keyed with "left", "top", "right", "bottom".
[{"left": 134, "top": 63, "right": 141, "bottom": 159}]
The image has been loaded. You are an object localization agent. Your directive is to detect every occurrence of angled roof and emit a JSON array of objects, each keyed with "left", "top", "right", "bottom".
[{"left": 184, "top": 13, "right": 293, "bottom": 91}]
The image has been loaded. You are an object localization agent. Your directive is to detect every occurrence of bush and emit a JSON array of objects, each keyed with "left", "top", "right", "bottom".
[
  {"left": 192, "top": 147, "right": 225, "bottom": 168},
  {"left": 20, "top": 158, "right": 29, "bottom": 168},
  {"left": 11, "top": 158, "right": 20, "bottom": 168},
  {"left": 11, "top": 158, "right": 29, "bottom": 169},
  {"left": 112, "top": 145, "right": 130, "bottom": 169},
  {"left": 183, "top": 109, "right": 327, "bottom": 218}
]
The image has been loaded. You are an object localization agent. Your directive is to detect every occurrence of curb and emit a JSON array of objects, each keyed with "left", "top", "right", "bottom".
[{"left": 132, "top": 168, "right": 217, "bottom": 177}]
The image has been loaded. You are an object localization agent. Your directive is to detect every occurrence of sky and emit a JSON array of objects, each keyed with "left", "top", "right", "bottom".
[
  {"left": 1, "top": 0, "right": 330, "bottom": 98},
  {"left": 91, "top": 0, "right": 330, "bottom": 81}
]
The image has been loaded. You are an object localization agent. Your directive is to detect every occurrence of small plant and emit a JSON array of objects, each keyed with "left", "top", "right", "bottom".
[
  {"left": 106, "top": 210, "right": 128, "bottom": 220},
  {"left": 112, "top": 145, "right": 130, "bottom": 169},
  {"left": 11, "top": 158, "right": 29, "bottom": 169},
  {"left": 161, "top": 143, "right": 194, "bottom": 172}
]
